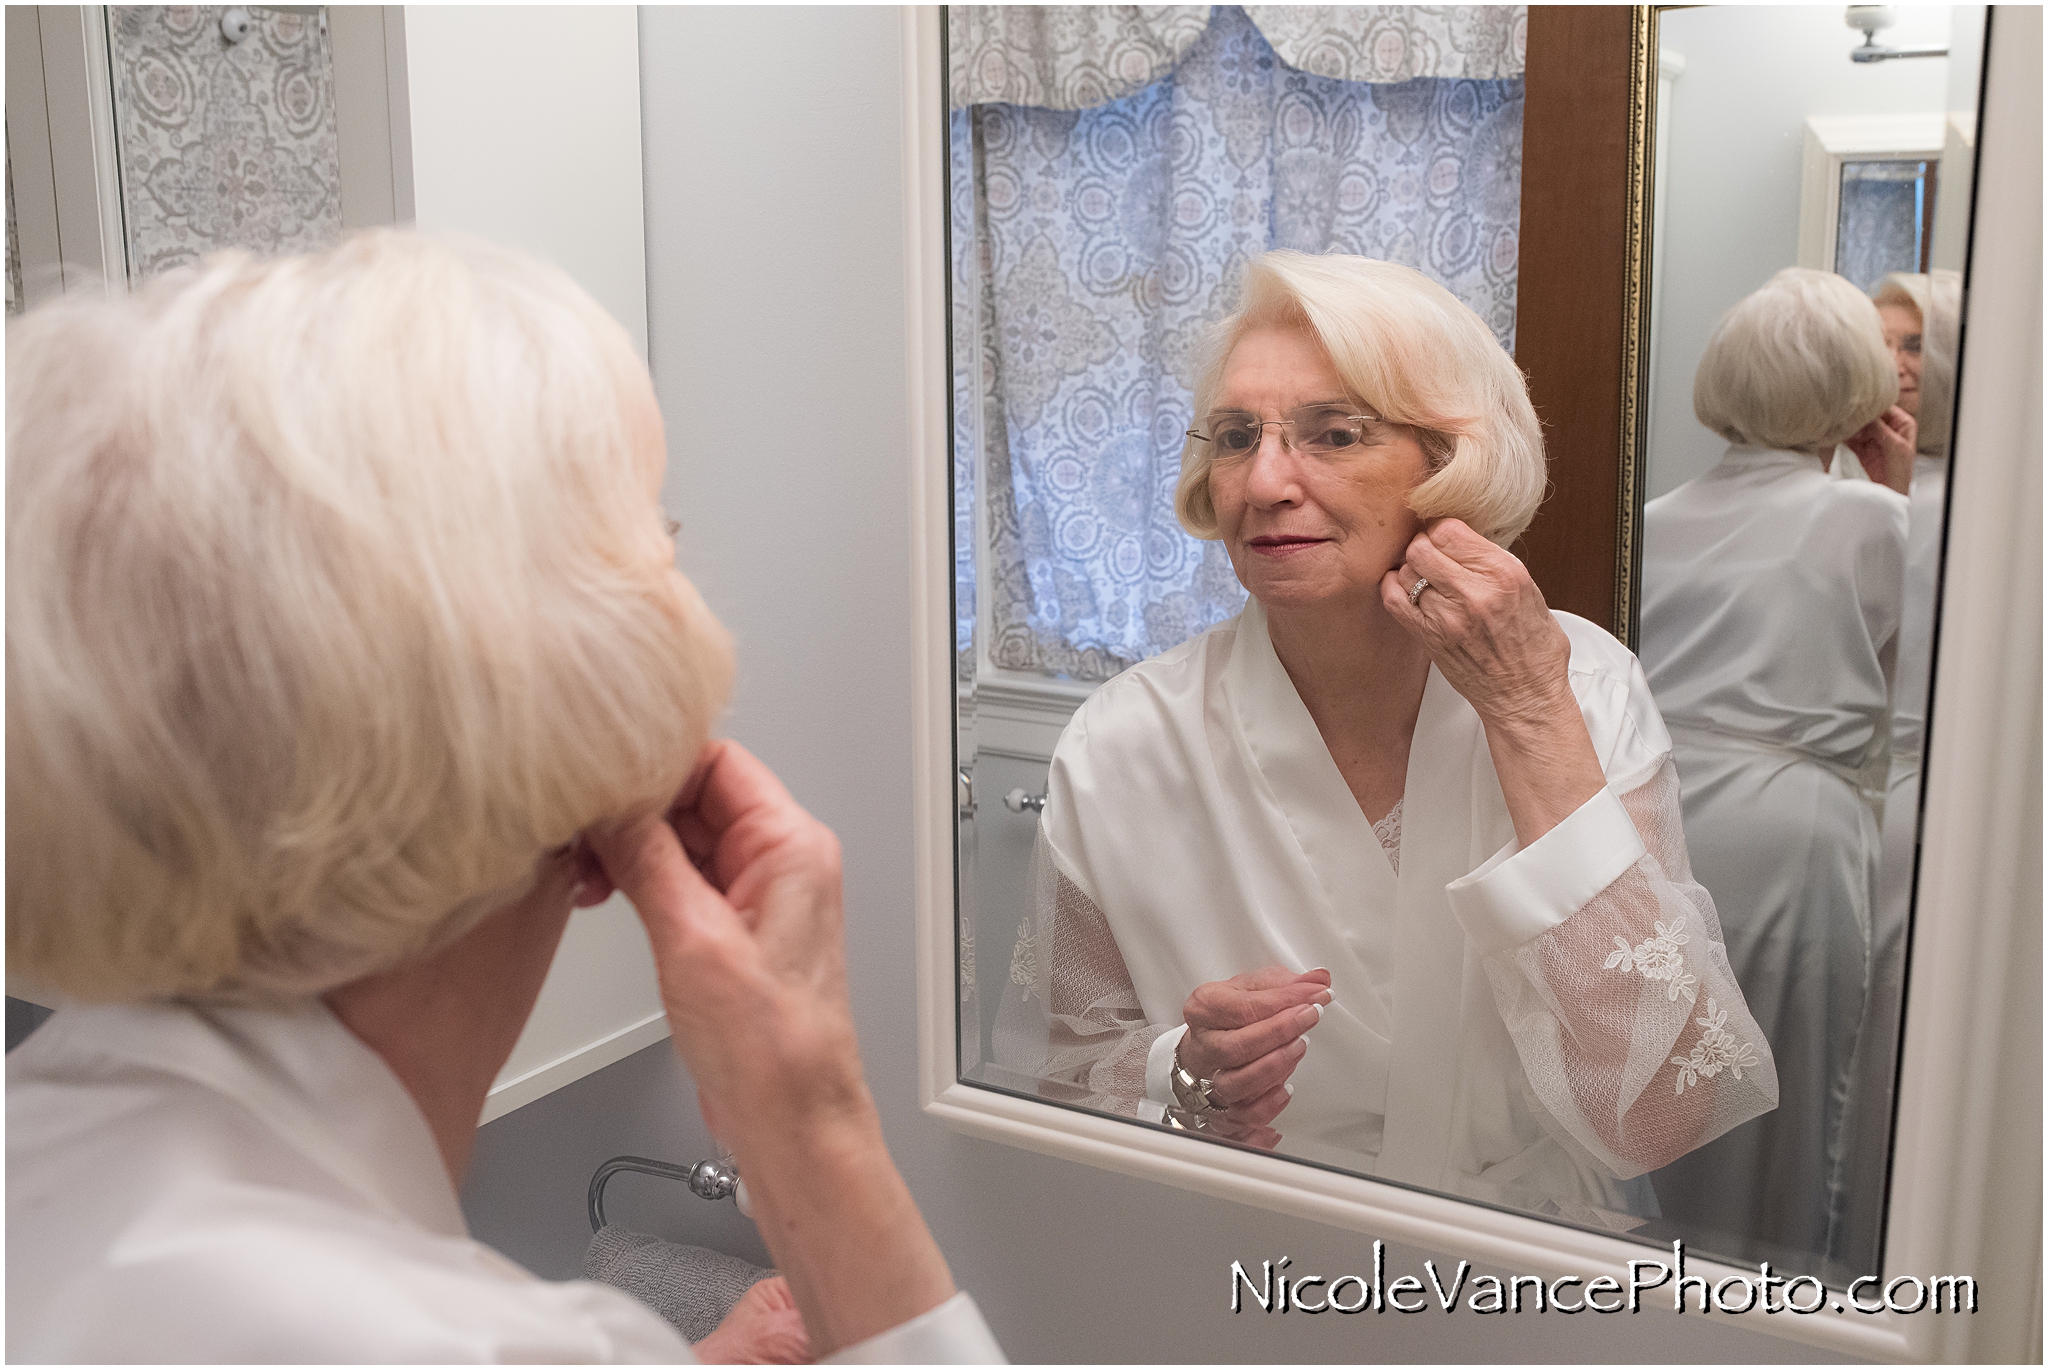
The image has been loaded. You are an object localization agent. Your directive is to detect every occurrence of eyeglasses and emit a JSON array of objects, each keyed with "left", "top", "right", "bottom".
[{"left": 1186, "top": 404, "right": 1390, "bottom": 460}]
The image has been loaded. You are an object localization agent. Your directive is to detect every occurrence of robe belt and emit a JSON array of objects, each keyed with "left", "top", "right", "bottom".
[{"left": 1664, "top": 720, "right": 1890, "bottom": 797}]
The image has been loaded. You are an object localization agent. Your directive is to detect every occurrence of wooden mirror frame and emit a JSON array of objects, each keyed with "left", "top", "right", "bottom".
[
  {"left": 1513, "top": 6, "right": 1656, "bottom": 645},
  {"left": 909, "top": 7, "right": 2038, "bottom": 1358}
]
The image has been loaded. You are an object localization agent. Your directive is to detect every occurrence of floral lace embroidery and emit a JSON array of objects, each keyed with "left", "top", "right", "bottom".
[
  {"left": 1372, "top": 799, "right": 1402, "bottom": 874},
  {"left": 1669, "top": 998, "right": 1763, "bottom": 1094},
  {"left": 1602, "top": 919, "right": 1700, "bottom": 1003},
  {"left": 1008, "top": 919, "right": 1038, "bottom": 1002}
]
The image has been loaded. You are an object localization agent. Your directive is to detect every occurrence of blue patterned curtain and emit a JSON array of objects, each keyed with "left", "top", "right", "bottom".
[{"left": 952, "top": 5, "right": 1524, "bottom": 681}]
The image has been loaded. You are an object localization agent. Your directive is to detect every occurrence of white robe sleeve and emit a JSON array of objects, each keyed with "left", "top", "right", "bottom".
[
  {"left": 824, "top": 1292, "right": 1007, "bottom": 1364},
  {"left": 1447, "top": 759, "right": 1781, "bottom": 1180},
  {"left": 989, "top": 830, "right": 1170, "bottom": 1117}
]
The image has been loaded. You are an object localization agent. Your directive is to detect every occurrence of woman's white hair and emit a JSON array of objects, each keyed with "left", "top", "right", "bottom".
[
  {"left": 7, "top": 230, "right": 733, "bottom": 1004},
  {"left": 1873, "top": 269, "right": 1964, "bottom": 457},
  {"left": 1174, "top": 250, "right": 1545, "bottom": 547},
  {"left": 1693, "top": 267, "right": 1898, "bottom": 451}
]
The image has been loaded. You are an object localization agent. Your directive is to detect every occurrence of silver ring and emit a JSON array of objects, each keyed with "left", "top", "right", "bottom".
[{"left": 1407, "top": 576, "right": 1430, "bottom": 607}]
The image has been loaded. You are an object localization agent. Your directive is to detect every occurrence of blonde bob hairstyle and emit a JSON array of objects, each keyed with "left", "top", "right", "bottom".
[
  {"left": 1174, "top": 250, "right": 1545, "bottom": 547},
  {"left": 7, "top": 230, "right": 733, "bottom": 1004},
  {"left": 1692, "top": 267, "right": 1898, "bottom": 451},
  {"left": 1873, "top": 269, "right": 1964, "bottom": 458}
]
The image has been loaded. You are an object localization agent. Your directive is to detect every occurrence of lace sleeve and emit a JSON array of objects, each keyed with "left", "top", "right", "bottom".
[
  {"left": 988, "top": 829, "right": 1167, "bottom": 1116},
  {"left": 1468, "top": 759, "right": 1781, "bottom": 1180}
]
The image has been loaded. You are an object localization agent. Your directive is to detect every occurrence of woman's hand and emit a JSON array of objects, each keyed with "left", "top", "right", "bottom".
[
  {"left": 1844, "top": 405, "right": 1918, "bottom": 495},
  {"left": 588, "top": 741, "right": 861, "bottom": 1141},
  {"left": 1175, "top": 967, "right": 1330, "bottom": 1147},
  {"left": 1382, "top": 519, "right": 1606, "bottom": 847},
  {"left": 585, "top": 743, "right": 956, "bottom": 1358},
  {"left": 1381, "top": 518, "right": 1571, "bottom": 727},
  {"left": 691, "top": 1277, "right": 811, "bottom": 1365}
]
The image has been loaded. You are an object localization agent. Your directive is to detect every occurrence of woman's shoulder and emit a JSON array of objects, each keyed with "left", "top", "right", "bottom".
[
  {"left": 1060, "top": 616, "right": 1237, "bottom": 749},
  {"left": 1813, "top": 467, "right": 1911, "bottom": 531},
  {"left": 1552, "top": 612, "right": 1673, "bottom": 787}
]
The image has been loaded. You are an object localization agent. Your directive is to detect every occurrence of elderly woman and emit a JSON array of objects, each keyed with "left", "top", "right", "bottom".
[
  {"left": 1639, "top": 268, "right": 1910, "bottom": 1264},
  {"left": 6, "top": 233, "right": 1001, "bottom": 1362},
  {"left": 993, "top": 250, "right": 1777, "bottom": 1225}
]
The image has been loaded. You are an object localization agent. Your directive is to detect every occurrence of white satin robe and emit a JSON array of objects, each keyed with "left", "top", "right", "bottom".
[
  {"left": 1638, "top": 444, "right": 1908, "bottom": 1264},
  {"left": 7, "top": 999, "right": 1005, "bottom": 1363},
  {"left": 993, "top": 598, "right": 1777, "bottom": 1227}
]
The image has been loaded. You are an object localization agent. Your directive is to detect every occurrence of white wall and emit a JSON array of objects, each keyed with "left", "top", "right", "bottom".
[
  {"left": 403, "top": 5, "right": 648, "bottom": 359},
  {"left": 1646, "top": 6, "right": 1954, "bottom": 499},
  {"left": 399, "top": 6, "right": 666, "bottom": 1116},
  {"left": 626, "top": 8, "right": 1822, "bottom": 1360}
]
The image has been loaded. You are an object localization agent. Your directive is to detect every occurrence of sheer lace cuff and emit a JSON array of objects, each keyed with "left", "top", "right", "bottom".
[{"left": 1447, "top": 786, "right": 1649, "bottom": 954}]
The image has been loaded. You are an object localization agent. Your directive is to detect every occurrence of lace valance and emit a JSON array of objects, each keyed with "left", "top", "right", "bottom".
[{"left": 949, "top": 5, "right": 1528, "bottom": 111}]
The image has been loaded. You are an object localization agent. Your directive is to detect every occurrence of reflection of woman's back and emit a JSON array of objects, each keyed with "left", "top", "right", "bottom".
[{"left": 1640, "top": 269, "right": 1908, "bottom": 1264}]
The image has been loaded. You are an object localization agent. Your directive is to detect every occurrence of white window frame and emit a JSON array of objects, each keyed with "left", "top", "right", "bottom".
[
  {"left": 907, "top": 7, "right": 2039, "bottom": 1360},
  {"left": 1796, "top": 111, "right": 1946, "bottom": 274}
]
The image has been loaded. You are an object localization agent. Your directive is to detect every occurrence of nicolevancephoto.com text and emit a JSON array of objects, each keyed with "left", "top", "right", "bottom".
[{"left": 1231, "top": 1243, "right": 1978, "bottom": 1318}]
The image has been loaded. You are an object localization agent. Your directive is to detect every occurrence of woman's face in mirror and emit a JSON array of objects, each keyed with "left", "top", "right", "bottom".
[
  {"left": 1206, "top": 325, "right": 1432, "bottom": 611},
  {"left": 1877, "top": 302, "right": 1924, "bottom": 417}
]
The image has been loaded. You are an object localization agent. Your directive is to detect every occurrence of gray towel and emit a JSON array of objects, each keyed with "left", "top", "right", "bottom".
[{"left": 583, "top": 1224, "right": 775, "bottom": 1344}]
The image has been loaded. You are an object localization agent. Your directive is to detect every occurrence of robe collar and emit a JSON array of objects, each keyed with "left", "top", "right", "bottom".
[
  {"left": 1222, "top": 597, "right": 1499, "bottom": 1187},
  {"left": 26, "top": 998, "right": 469, "bottom": 1240}
]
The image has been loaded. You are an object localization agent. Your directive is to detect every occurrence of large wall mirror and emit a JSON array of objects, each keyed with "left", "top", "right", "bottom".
[{"left": 944, "top": 1, "right": 1988, "bottom": 1299}]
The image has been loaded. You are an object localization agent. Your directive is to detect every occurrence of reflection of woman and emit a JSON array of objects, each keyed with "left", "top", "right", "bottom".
[
  {"left": 994, "top": 251, "right": 1777, "bottom": 1223},
  {"left": 6, "top": 235, "right": 1000, "bottom": 1361},
  {"left": 1639, "top": 268, "right": 1909, "bottom": 1263},
  {"left": 1832, "top": 268, "right": 1963, "bottom": 1259}
]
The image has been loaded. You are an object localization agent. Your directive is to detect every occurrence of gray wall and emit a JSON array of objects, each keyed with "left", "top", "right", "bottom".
[{"left": 463, "top": 9, "right": 1832, "bottom": 1361}]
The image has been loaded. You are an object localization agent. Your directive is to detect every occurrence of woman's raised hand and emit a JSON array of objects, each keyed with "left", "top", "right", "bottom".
[
  {"left": 587, "top": 741, "right": 861, "bottom": 1139},
  {"left": 1381, "top": 518, "right": 1572, "bottom": 726},
  {"left": 1382, "top": 518, "right": 1606, "bottom": 848},
  {"left": 585, "top": 743, "right": 957, "bottom": 1358},
  {"left": 1844, "top": 404, "right": 1918, "bottom": 494},
  {"left": 1176, "top": 967, "right": 1330, "bottom": 1148}
]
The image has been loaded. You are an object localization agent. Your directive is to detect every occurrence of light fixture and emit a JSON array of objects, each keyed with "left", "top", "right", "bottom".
[{"left": 1846, "top": 6, "right": 1949, "bottom": 63}]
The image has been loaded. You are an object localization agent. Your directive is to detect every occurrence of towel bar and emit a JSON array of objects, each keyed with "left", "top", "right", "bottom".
[{"left": 588, "top": 1154, "right": 741, "bottom": 1233}]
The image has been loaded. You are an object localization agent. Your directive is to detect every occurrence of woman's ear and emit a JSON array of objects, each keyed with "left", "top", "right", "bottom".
[{"left": 570, "top": 837, "right": 616, "bottom": 907}]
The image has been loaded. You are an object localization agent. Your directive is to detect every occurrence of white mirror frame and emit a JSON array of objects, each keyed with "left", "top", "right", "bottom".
[{"left": 900, "top": 7, "right": 2039, "bottom": 1359}]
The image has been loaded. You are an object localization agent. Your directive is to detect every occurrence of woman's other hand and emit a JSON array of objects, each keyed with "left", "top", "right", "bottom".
[
  {"left": 691, "top": 1277, "right": 811, "bottom": 1365},
  {"left": 586, "top": 743, "right": 955, "bottom": 1358},
  {"left": 1844, "top": 404, "right": 1918, "bottom": 494},
  {"left": 1177, "top": 966, "right": 1330, "bottom": 1145},
  {"left": 1382, "top": 519, "right": 1606, "bottom": 847}
]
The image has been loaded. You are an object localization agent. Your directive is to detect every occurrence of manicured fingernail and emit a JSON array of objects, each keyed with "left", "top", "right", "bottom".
[
  {"left": 1283, "top": 1081, "right": 1294, "bottom": 1097},
  {"left": 1313, "top": 991, "right": 1332, "bottom": 1007},
  {"left": 1299, "top": 1004, "right": 1322, "bottom": 1027},
  {"left": 1298, "top": 1035, "right": 1311, "bottom": 1055}
]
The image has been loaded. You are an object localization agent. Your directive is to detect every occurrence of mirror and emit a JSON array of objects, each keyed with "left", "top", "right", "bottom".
[
  {"left": 1636, "top": 3, "right": 1981, "bottom": 1285},
  {"left": 948, "top": 2, "right": 1989, "bottom": 1289}
]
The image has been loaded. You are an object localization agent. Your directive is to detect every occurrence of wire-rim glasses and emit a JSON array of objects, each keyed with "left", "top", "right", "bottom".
[{"left": 1186, "top": 404, "right": 1391, "bottom": 461}]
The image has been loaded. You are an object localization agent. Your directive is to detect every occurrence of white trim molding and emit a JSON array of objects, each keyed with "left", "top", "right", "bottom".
[
  {"left": 6, "top": 5, "right": 130, "bottom": 299},
  {"left": 911, "top": 4, "right": 2039, "bottom": 1360},
  {"left": 482, "top": 1011, "right": 670, "bottom": 1125}
]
